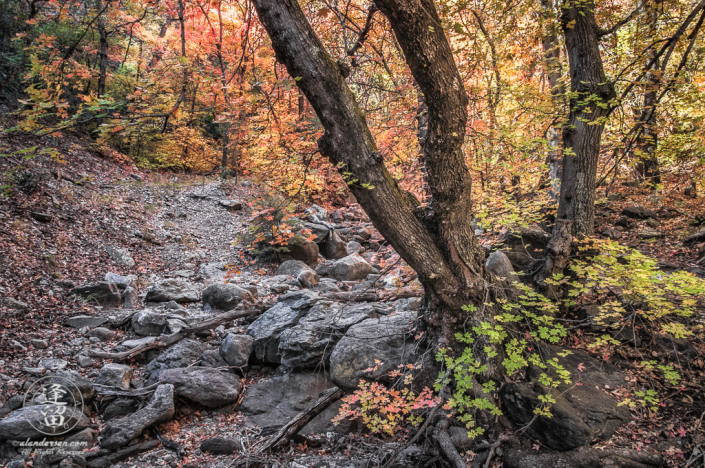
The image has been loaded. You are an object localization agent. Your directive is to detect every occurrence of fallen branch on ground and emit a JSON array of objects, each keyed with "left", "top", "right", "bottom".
[
  {"left": 87, "top": 308, "right": 262, "bottom": 361},
  {"left": 93, "top": 382, "right": 161, "bottom": 397},
  {"left": 320, "top": 287, "right": 422, "bottom": 303}
]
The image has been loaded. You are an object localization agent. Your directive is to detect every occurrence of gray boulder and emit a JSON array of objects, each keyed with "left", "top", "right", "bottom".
[
  {"left": 87, "top": 327, "right": 115, "bottom": 342},
  {"left": 320, "top": 230, "right": 347, "bottom": 260},
  {"left": 64, "top": 315, "right": 108, "bottom": 329},
  {"left": 71, "top": 282, "right": 122, "bottom": 308},
  {"left": 278, "top": 302, "right": 376, "bottom": 369},
  {"left": 131, "top": 310, "right": 186, "bottom": 336},
  {"left": 330, "top": 254, "right": 373, "bottom": 281},
  {"left": 623, "top": 205, "right": 657, "bottom": 219},
  {"left": 346, "top": 241, "right": 363, "bottom": 255},
  {"left": 239, "top": 372, "right": 340, "bottom": 434},
  {"left": 201, "top": 283, "right": 254, "bottom": 311},
  {"left": 305, "top": 204, "right": 328, "bottom": 224},
  {"left": 278, "top": 239, "right": 319, "bottom": 266},
  {"left": 304, "top": 222, "right": 330, "bottom": 243},
  {"left": 145, "top": 279, "right": 199, "bottom": 303},
  {"left": 106, "top": 246, "right": 135, "bottom": 268},
  {"left": 95, "top": 364, "right": 133, "bottom": 389},
  {"left": 485, "top": 251, "right": 518, "bottom": 282},
  {"left": 499, "top": 344, "right": 630, "bottom": 451},
  {"left": 197, "top": 262, "right": 228, "bottom": 284},
  {"left": 102, "top": 398, "right": 139, "bottom": 421},
  {"left": 277, "top": 260, "right": 314, "bottom": 278},
  {"left": 145, "top": 339, "right": 208, "bottom": 384},
  {"left": 100, "top": 384, "right": 175, "bottom": 449},
  {"left": 157, "top": 367, "right": 241, "bottom": 407},
  {"left": 246, "top": 290, "right": 321, "bottom": 364},
  {"left": 200, "top": 348, "right": 229, "bottom": 368},
  {"left": 0, "top": 406, "right": 89, "bottom": 441},
  {"left": 330, "top": 312, "right": 417, "bottom": 390},
  {"left": 498, "top": 225, "right": 551, "bottom": 272},
  {"left": 220, "top": 334, "right": 254, "bottom": 367},
  {"left": 104, "top": 272, "right": 134, "bottom": 288}
]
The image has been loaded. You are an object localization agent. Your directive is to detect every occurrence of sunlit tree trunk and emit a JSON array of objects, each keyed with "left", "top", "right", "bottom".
[
  {"left": 539, "top": 0, "right": 565, "bottom": 199},
  {"left": 557, "top": 0, "right": 615, "bottom": 238}
]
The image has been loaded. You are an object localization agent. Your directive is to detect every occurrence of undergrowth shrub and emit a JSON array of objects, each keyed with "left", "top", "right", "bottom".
[
  {"left": 239, "top": 193, "right": 313, "bottom": 258},
  {"left": 336, "top": 238, "right": 705, "bottom": 437}
]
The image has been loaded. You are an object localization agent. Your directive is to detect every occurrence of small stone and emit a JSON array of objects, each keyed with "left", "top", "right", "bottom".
[
  {"left": 623, "top": 205, "right": 657, "bottom": 219},
  {"left": 30, "top": 339, "right": 49, "bottom": 349},
  {"left": 87, "top": 327, "right": 115, "bottom": 342},
  {"left": 10, "top": 340, "right": 27, "bottom": 351},
  {"left": 39, "top": 358, "right": 68, "bottom": 371},
  {"left": 637, "top": 228, "right": 662, "bottom": 239},
  {"left": 346, "top": 241, "right": 363, "bottom": 255},
  {"left": 30, "top": 211, "right": 53, "bottom": 222},
  {"left": 96, "top": 363, "right": 133, "bottom": 389},
  {"left": 201, "top": 437, "right": 239, "bottom": 454},
  {"left": 1, "top": 297, "right": 29, "bottom": 311},
  {"left": 64, "top": 315, "right": 108, "bottom": 329},
  {"left": 602, "top": 227, "right": 622, "bottom": 240},
  {"left": 77, "top": 355, "right": 96, "bottom": 368},
  {"left": 220, "top": 334, "right": 254, "bottom": 367},
  {"left": 219, "top": 199, "right": 243, "bottom": 210}
]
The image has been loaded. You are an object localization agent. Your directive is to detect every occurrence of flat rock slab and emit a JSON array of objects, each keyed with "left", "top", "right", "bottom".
[
  {"left": 157, "top": 367, "right": 241, "bottom": 408},
  {"left": 238, "top": 372, "right": 341, "bottom": 435}
]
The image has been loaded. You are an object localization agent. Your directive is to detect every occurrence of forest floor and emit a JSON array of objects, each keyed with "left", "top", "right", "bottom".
[{"left": 1, "top": 125, "right": 705, "bottom": 468}]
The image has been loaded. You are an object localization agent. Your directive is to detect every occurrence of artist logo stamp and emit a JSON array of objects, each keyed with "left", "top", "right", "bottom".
[{"left": 23, "top": 375, "right": 85, "bottom": 436}]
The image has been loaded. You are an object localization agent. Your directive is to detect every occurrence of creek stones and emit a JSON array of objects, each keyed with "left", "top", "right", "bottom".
[
  {"left": 145, "top": 279, "right": 199, "bottom": 303},
  {"left": 201, "top": 283, "right": 254, "bottom": 311},
  {"left": 219, "top": 334, "right": 254, "bottom": 367},
  {"left": 145, "top": 339, "right": 208, "bottom": 384},
  {"left": 330, "top": 254, "right": 374, "bottom": 281}
]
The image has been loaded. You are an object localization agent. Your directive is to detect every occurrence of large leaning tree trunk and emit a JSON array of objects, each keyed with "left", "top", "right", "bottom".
[
  {"left": 557, "top": 0, "right": 616, "bottom": 239},
  {"left": 251, "top": 0, "right": 503, "bottom": 381}
]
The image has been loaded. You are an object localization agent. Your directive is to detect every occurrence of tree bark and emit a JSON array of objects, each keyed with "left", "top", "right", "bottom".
[
  {"left": 558, "top": 0, "right": 616, "bottom": 238},
  {"left": 634, "top": 1, "right": 662, "bottom": 187},
  {"left": 539, "top": 0, "right": 565, "bottom": 198},
  {"left": 96, "top": 0, "right": 108, "bottom": 98},
  {"left": 251, "top": 0, "right": 502, "bottom": 380}
]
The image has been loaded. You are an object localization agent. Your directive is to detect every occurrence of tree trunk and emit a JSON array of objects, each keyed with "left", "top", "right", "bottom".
[
  {"left": 634, "top": 1, "right": 661, "bottom": 188},
  {"left": 557, "top": 0, "right": 615, "bottom": 238},
  {"left": 251, "top": 0, "right": 503, "bottom": 380},
  {"left": 96, "top": 0, "right": 108, "bottom": 98},
  {"left": 539, "top": 0, "right": 564, "bottom": 199}
]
